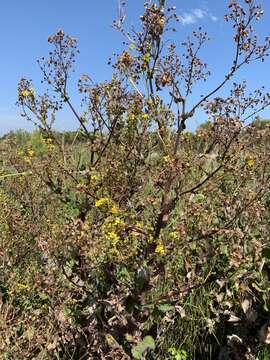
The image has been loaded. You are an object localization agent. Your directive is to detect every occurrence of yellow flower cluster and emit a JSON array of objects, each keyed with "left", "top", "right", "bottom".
[
  {"left": 141, "top": 113, "right": 149, "bottom": 120},
  {"left": 18, "top": 148, "right": 35, "bottom": 164},
  {"left": 163, "top": 155, "right": 172, "bottom": 164},
  {"left": 43, "top": 137, "right": 55, "bottom": 151},
  {"left": 155, "top": 244, "right": 165, "bottom": 254},
  {"left": 106, "top": 231, "right": 120, "bottom": 245},
  {"left": 94, "top": 197, "right": 124, "bottom": 247},
  {"left": 246, "top": 158, "right": 254, "bottom": 168},
  {"left": 16, "top": 283, "right": 30, "bottom": 291},
  {"left": 95, "top": 197, "right": 120, "bottom": 216},
  {"left": 95, "top": 197, "right": 110, "bottom": 207},
  {"left": 169, "top": 231, "right": 178, "bottom": 239},
  {"left": 128, "top": 113, "right": 136, "bottom": 122},
  {"left": 102, "top": 214, "right": 125, "bottom": 247},
  {"left": 91, "top": 174, "right": 99, "bottom": 182},
  {"left": 111, "top": 205, "right": 119, "bottom": 214},
  {"left": 28, "top": 149, "right": 35, "bottom": 157},
  {"left": 20, "top": 88, "right": 35, "bottom": 98}
]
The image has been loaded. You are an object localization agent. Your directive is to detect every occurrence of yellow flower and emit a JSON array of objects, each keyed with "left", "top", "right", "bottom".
[
  {"left": 95, "top": 197, "right": 110, "bottom": 207},
  {"left": 155, "top": 244, "right": 165, "bottom": 254},
  {"left": 21, "top": 88, "right": 35, "bottom": 98},
  {"left": 135, "top": 221, "right": 143, "bottom": 228},
  {"left": 16, "top": 283, "right": 29, "bottom": 290},
  {"left": 113, "top": 217, "right": 124, "bottom": 227},
  {"left": 28, "top": 149, "right": 35, "bottom": 157},
  {"left": 21, "top": 90, "right": 30, "bottom": 97},
  {"left": 129, "top": 113, "right": 136, "bottom": 122},
  {"left": 111, "top": 205, "right": 119, "bottom": 214},
  {"left": 81, "top": 223, "right": 89, "bottom": 232},
  {"left": 91, "top": 174, "right": 99, "bottom": 182},
  {"left": 142, "top": 53, "right": 150, "bottom": 63},
  {"left": 163, "top": 155, "right": 171, "bottom": 164},
  {"left": 24, "top": 157, "right": 32, "bottom": 164},
  {"left": 169, "top": 231, "right": 178, "bottom": 239},
  {"left": 106, "top": 231, "right": 120, "bottom": 244},
  {"left": 142, "top": 113, "right": 149, "bottom": 120},
  {"left": 247, "top": 158, "right": 254, "bottom": 168},
  {"left": 43, "top": 137, "right": 55, "bottom": 151}
]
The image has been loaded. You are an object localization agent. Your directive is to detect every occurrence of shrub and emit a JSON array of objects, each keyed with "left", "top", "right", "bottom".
[{"left": 1, "top": 1, "right": 270, "bottom": 359}]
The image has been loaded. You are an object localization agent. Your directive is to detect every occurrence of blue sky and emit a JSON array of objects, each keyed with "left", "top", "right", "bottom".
[{"left": 1, "top": 0, "right": 270, "bottom": 134}]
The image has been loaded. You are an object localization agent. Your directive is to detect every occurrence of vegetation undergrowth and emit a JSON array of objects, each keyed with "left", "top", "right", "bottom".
[{"left": 1, "top": 1, "right": 270, "bottom": 359}]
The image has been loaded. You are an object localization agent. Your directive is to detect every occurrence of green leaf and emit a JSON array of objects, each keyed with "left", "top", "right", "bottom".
[
  {"left": 168, "top": 347, "right": 188, "bottom": 360},
  {"left": 263, "top": 293, "right": 269, "bottom": 311},
  {"left": 39, "top": 292, "right": 49, "bottom": 301},
  {"left": 262, "top": 247, "right": 270, "bottom": 260},
  {"left": 157, "top": 303, "right": 174, "bottom": 312},
  {"left": 143, "top": 336, "right": 155, "bottom": 349},
  {"left": 15, "top": 323, "right": 24, "bottom": 337},
  {"left": 131, "top": 346, "right": 143, "bottom": 359},
  {"left": 64, "top": 306, "right": 73, "bottom": 317},
  {"left": 131, "top": 336, "right": 155, "bottom": 359},
  {"left": 194, "top": 193, "right": 206, "bottom": 202}
]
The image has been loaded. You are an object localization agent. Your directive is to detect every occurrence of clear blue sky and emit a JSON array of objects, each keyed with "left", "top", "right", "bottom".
[{"left": 1, "top": 0, "right": 270, "bottom": 134}]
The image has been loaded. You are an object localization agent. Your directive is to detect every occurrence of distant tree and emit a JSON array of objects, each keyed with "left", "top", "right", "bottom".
[{"left": 251, "top": 115, "right": 270, "bottom": 129}]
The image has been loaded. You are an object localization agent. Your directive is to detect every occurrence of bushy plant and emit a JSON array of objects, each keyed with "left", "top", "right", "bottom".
[{"left": 1, "top": 1, "right": 270, "bottom": 359}]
